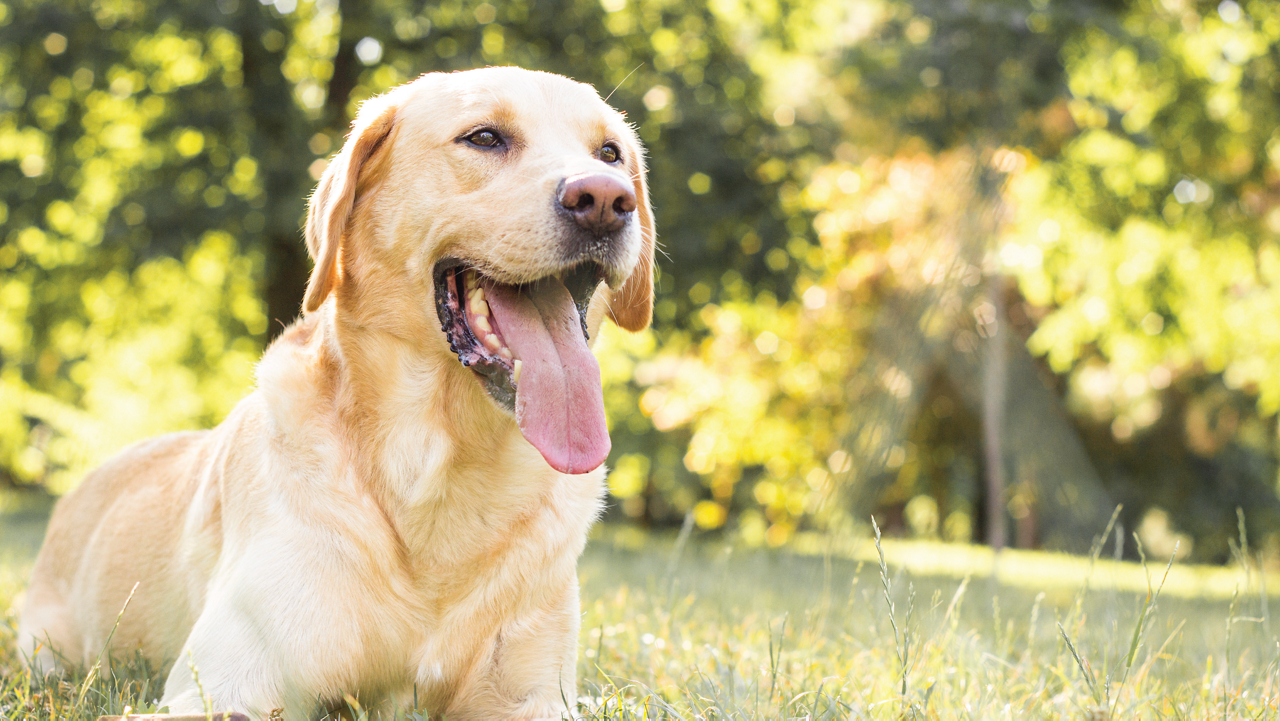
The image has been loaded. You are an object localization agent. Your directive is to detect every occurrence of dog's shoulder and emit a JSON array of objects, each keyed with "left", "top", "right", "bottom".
[{"left": 253, "top": 311, "right": 342, "bottom": 437}]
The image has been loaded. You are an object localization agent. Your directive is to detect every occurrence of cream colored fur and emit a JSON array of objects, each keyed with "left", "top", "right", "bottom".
[{"left": 17, "top": 67, "right": 654, "bottom": 720}]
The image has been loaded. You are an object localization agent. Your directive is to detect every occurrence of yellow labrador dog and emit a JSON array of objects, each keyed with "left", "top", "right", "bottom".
[{"left": 18, "top": 66, "right": 654, "bottom": 719}]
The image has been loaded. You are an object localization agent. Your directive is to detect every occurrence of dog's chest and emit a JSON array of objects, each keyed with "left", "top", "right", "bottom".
[{"left": 368, "top": 470, "right": 601, "bottom": 703}]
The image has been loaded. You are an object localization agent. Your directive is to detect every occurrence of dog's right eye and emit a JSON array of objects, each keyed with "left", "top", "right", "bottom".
[{"left": 466, "top": 130, "right": 503, "bottom": 148}]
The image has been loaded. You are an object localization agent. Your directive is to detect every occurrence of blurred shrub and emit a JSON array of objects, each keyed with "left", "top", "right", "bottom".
[
  {"left": 0, "top": 232, "right": 262, "bottom": 492},
  {"left": 598, "top": 150, "right": 996, "bottom": 546}
]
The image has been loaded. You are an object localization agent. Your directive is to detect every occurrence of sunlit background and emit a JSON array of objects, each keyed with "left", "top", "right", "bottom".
[{"left": 2, "top": 0, "right": 1279, "bottom": 567}]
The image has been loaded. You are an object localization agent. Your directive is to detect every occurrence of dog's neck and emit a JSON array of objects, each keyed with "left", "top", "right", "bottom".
[{"left": 294, "top": 299, "right": 556, "bottom": 533}]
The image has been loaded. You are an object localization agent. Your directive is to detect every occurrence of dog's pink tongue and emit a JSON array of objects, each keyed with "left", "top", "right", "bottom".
[{"left": 484, "top": 280, "right": 609, "bottom": 474}]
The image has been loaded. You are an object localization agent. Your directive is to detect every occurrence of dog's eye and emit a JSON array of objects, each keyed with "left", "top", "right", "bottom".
[
  {"left": 467, "top": 130, "right": 503, "bottom": 148},
  {"left": 600, "top": 143, "right": 621, "bottom": 164}
]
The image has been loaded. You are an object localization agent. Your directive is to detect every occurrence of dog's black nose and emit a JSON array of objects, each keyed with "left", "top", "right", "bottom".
[{"left": 559, "top": 173, "right": 636, "bottom": 235}]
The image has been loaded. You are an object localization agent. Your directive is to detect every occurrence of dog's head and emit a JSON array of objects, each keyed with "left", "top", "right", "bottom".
[{"left": 302, "top": 67, "right": 654, "bottom": 475}]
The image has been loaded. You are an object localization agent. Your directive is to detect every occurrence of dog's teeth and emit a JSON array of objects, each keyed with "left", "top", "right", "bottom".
[
  {"left": 473, "top": 300, "right": 489, "bottom": 316},
  {"left": 512, "top": 359, "right": 522, "bottom": 384},
  {"left": 483, "top": 334, "right": 502, "bottom": 351},
  {"left": 499, "top": 347, "right": 513, "bottom": 360},
  {"left": 474, "top": 316, "right": 491, "bottom": 333}
]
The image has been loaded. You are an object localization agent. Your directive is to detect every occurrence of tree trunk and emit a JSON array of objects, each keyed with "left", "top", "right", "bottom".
[
  {"left": 983, "top": 276, "right": 1007, "bottom": 550},
  {"left": 236, "top": 4, "right": 315, "bottom": 340}
]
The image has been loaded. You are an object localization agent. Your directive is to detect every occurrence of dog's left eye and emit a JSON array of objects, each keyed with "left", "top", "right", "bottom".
[
  {"left": 600, "top": 143, "right": 621, "bottom": 164},
  {"left": 467, "top": 129, "right": 503, "bottom": 148}
]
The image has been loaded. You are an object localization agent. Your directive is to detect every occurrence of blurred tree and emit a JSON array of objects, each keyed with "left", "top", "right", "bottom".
[
  {"left": 596, "top": 0, "right": 1131, "bottom": 549},
  {"left": 996, "top": 0, "right": 1280, "bottom": 559},
  {"left": 0, "top": 1, "right": 278, "bottom": 490},
  {"left": 0, "top": 0, "right": 800, "bottom": 497}
]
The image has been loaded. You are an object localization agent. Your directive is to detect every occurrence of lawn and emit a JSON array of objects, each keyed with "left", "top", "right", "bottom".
[{"left": 1, "top": 495, "right": 1277, "bottom": 719}]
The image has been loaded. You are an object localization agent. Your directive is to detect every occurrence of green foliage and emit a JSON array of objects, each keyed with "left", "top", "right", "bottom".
[
  {"left": 595, "top": 0, "right": 1280, "bottom": 560},
  {"left": 0, "top": 0, "right": 305, "bottom": 491},
  {"left": 597, "top": 149, "right": 999, "bottom": 546},
  {"left": 0, "top": 0, "right": 797, "bottom": 494},
  {"left": 3, "top": 232, "right": 262, "bottom": 493},
  {"left": 998, "top": 0, "right": 1280, "bottom": 558},
  {"left": 8, "top": 0, "right": 1280, "bottom": 559}
]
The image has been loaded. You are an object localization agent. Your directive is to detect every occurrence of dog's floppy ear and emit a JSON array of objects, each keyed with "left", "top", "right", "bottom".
[
  {"left": 303, "top": 96, "right": 398, "bottom": 313},
  {"left": 608, "top": 146, "right": 656, "bottom": 332}
]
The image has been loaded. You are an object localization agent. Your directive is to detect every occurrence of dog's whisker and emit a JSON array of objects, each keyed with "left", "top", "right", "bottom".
[{"left": 604, "top": 63, "right": 645, "bottom": 103}]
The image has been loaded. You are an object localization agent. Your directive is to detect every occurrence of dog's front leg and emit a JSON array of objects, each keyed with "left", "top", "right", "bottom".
[
  {"left": 441, "top": 581, "right": 582, "bottom": 721},
  {"left": 160, "top": 603, "right": 292, "bottom": 719}
]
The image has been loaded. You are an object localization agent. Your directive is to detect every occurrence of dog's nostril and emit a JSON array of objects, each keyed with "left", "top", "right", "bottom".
[
  {"left": 575, "top": 193, "right": 596, "bottom": 211},
  {"left": 612, "top": 195, "right": 634, "bottom": 215}
]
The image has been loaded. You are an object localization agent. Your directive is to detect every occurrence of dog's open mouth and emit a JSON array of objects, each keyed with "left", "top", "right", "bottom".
[{"left": 434, "top": 260, "right": 610, "bottom": 474}]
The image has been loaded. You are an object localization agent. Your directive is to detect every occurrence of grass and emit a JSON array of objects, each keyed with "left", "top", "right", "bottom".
[{"left": 2, "top": 496, "right": 1279, "bottom": 719}]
